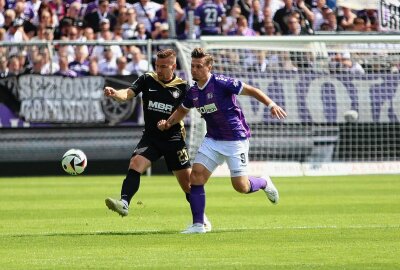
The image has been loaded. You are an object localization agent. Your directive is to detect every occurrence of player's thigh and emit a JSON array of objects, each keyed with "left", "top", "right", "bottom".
[
  {"left": 162, "top": 139, "right": 191, "bottom": 172},
  {"left": 194, "top": 137, "right": 225, "bottom": 173},
  {"left": 191, "top": 162, "right": 213, "bottom": 185},
  {"left": 130, "top": 136, "right": 162, "bottom": 173},
  {"left": 224, "top": 139, "right": 249, "bottom": 177}
]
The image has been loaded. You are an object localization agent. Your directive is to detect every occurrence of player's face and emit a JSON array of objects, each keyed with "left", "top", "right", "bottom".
[
  {"left": 191, "top": 58, "right": 211, "bottom": 83},
  {"left": 155, "top": 56, "right": 176, "bottom": 82}
]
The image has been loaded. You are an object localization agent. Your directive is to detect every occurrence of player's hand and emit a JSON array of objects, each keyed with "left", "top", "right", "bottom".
[
  {"left": 157, "top": 119, "right": 168, "bottom": 131},
  {"left": 270, "top": 105, "right": 287, "bottom": 120},
  {"left": 104, "top": 86, "right": 116, "bottom": 97}
]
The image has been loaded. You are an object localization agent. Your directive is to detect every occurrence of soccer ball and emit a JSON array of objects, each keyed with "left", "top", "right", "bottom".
[{"left": 61, "top": 149, "right": 87, "bottom": 175}]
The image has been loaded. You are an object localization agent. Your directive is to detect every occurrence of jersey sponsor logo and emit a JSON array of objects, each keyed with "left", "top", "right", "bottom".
[
  {"left": 215, "top": 75, "right": 227, "bottom": 82},
  {"left": 148, "top": 100, "right": 173, "bottom": 113},
  {"left": 172, "top": 90, "right": 180, "bottom": 99},
  {"left": 196, "top": 103, "right": 217, "bottom": 114}
]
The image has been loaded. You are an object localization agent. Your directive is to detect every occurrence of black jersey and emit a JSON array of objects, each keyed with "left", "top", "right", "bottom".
[{"left": 129, "top": 72, "right": 189, "bottom": 140}]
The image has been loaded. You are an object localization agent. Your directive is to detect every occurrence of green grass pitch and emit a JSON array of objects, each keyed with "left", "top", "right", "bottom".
[{"left": 0, "top": 174, "right": 399, "bottom": 269}]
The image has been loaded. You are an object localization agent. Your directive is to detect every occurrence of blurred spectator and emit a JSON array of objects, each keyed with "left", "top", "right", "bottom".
[
  {"left": 229, "top": 15, "right": 257, "bottom": 36},
  {"left": 92, "top": 30, "right": 123, "bottom": 62},
  {"left": 358, "top": 9, "right": 379, "bottom": 31},
  {"left": 195, "top": 0, "right": 225, "bottom": 36},
  {"left": 0, "top": 0, "right": 5, "bottom": 28},
  {"left": 323, "top": 11, "right": 342, "bottom": 31},
  {"left": 48, "top": 0, "right": 67, "bottom": 22},
  {"left": 330, "top": 52, "right": 365, "bottom": 74},
  {"left": 43, "top": 26, "right": 55, "bottom": 41},
  {"left": 89, "top": 58, "right": 99, "bottom": 75},
  {"left": 98, "top": 46, "right": 118, "bottom": 75},
  {"left": 17, "top": 50, "right": 29, "bottom": 73},
  {"left": 248, "top": 0, "right": 263, "bottom": 32},
  {"left": 152, "top": 0, "right": 185, "bottom": 38},
  {"left": 3, "top": 9, "right": 16, "bottom": 31},
  {"left": 14, "top": 1, "right": 34, "bottom": 22},
  {"left": 110, "top": 0, "right": 133, "bottom": 19},
  {"left": 133, "top": 0, "right": 162, "bottom": 32},
  {"left": 237, "top": 0, "right": 251, "bottom": 20},
  {"left": 0, "top": 54, "right": 8, "bottom": 77},
  {"left": 285, "top": 13, "right": 309, "bottom": 35},
  {"left": 312, "top": 0, "right": 328, "bottom": 31},
  {"left": 37, "top": 7, "right": 57, "bottom": 29},
  {"left": 84, "top": 0, "right": 116, "bottom": 33},
  {"left": 351, "top": 17, "right": 366, "bottom": 32},
  {"left": 83, "top": 26, "right": 96, "bottom": 56},
  {"left": 152, "top": 21, "right": 170, "bottom": 39},
  {"left": 41, "top": 47, "right": 59, "bottom": 74},
  {"left": 28, "top": 54, "right": 44, "bottom": 74},
  {"left": 337, "top": 6, "right": 357, "bottom": 30},
  {"left": 116, "top": 56, "right": 130, "bottom": 75},
  {"left": 5, "top": 19, "right": 28, "bottom": 56},
  {"left": 69, "top": 45, "right": 90, "bottom": 76},
  {"left": 7, "top": 54, "right": 21, "bottom": 76},
  {"left": 113, "top": 24, "right": 124, "bottom": 40},
  {"left": 259, "top": 19, "right": 281, "bottom": 35},
  {"left": 222, "top": 4, "right": 241, "bottom": 35},
  {"left": 183, "top": 0, "right": 201, "bottom": 39},
  {"left": 126, "top": 46, "right": 152, "bottom": 76},
  {"left": 273, "top": 0, "right": 314, "bottom": 35},
  {"left": 54, "top": 54, "right": 78, "bottom": 77},
  {"left": 121, "top": 8, "right": 138, "bottom": 39},
  {"left": 134, "top": 22, "right": 151, "bottom": 40}
]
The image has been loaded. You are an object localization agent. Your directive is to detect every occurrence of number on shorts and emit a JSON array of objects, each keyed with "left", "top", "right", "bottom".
[{"left": 177, "top": 148, "right": 189, "bottom": 163}]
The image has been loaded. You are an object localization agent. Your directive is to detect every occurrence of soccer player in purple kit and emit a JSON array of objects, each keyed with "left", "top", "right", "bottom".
[
  {"left": 158, "top": 48, "right": 287, "bottom": 234},
  {"left": 194, "top": 0, "right": 225, "bottom": 36}
]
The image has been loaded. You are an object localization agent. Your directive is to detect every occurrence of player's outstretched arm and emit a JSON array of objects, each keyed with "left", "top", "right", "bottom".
[
  {"left": 104, "top": 86, "right": 135, "bottom": 102},
  {"left": 241, "top": 83, "right": 287, "bottom": 120},
  {"left": 158, "top": 105, "right": 189, "bottom": 131}
]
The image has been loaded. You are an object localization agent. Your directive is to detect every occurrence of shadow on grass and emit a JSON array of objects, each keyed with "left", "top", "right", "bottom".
[{"left": 7, "top": 228, "right": 250, "bottom": 238}]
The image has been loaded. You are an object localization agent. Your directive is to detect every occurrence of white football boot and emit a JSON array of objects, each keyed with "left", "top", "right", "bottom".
[
  {"left": 263, "top": 176, "right": 279, "bottom": 204},
  {"left": 181, "top": 223, "right": 206, "bottom": 234},
  {"left": 203, "top": 214, "right": 212, "bottom": 232},
  {"left": 105, "top": 197, "right": 129, "bottom": 217}
]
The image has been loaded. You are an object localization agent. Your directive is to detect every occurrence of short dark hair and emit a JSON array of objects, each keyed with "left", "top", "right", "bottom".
[
  {"left": 191, "top": 47, "right": 213, "bottom": 66},
  {"left": 157, "top": 49, "right": 176, "bottom": 59}
]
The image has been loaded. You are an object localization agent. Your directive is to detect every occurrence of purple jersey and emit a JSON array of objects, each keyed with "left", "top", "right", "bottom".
[
  {"left": 194, "top": 1, "right": 224, "bottom": 34},
  {"left": 182, "top": 74, "right": 250, "bottom": 141}
]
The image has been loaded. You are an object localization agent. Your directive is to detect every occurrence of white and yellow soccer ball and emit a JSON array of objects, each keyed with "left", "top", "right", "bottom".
[{"left": 61, "top": 149, "right": 87, "bottom": 175}]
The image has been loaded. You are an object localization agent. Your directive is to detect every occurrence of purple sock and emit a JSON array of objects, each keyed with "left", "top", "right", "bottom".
[
  {"left": 247, "top": 176, "right": 267, "bottom": 193},
  {"left": 190, "top": 185, "right": 205, "bottom": 224}
]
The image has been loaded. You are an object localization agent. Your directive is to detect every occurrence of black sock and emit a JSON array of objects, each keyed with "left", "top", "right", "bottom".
[
  {"left": 185, "top": 192, "right": 190, "bottom": 203},
  {"left": 120, "top": 169, "right": 141, "bottom": 205}
]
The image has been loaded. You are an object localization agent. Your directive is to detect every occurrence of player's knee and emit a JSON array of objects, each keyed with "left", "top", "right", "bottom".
[
  {"left": 129, "top": 156, "right": 149, "bottom": 173},
  {"left": 190, "top": 169, "right": 207, "bottom": 185}
]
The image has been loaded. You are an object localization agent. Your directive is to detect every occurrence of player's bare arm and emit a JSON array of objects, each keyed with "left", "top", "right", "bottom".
[
  {"left": 241, "top": 83, "right": 287, "bottom": 120},
  {"left": 104, "top": 87, "right": 136, "bottom": 102},
  {"left": 158, "top": 105, "right": 189, "bottom": 131}
]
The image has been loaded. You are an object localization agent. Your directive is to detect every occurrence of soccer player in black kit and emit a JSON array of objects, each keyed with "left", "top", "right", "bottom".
[{"left": 103, "top": 49, "right": 211, "bottom": 231}]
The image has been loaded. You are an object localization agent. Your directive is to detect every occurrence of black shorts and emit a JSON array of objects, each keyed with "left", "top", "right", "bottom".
[{"left": 132, "top": 135, "right": 191, "bottom": 171}]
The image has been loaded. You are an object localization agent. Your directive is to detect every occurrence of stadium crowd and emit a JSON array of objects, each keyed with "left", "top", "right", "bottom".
[{"left": 0, "top": 0, "right": 381, "bottom": 77}]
